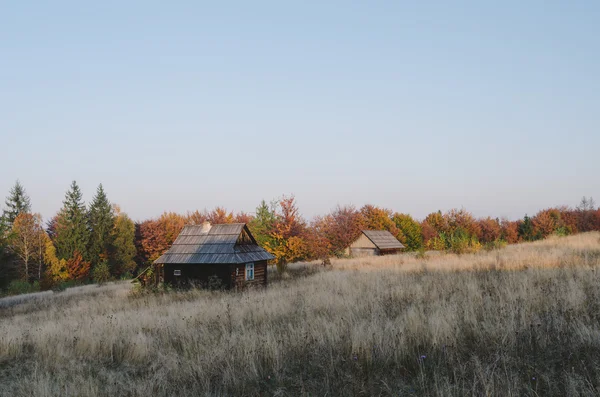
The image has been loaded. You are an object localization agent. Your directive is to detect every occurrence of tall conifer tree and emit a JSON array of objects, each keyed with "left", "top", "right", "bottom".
[
  {"left": 88, "top": 184, "right": 115, "bottom": 266},
  {"left": 3, "top": 180, "right": 32, "bottom": 226},
  {"left": 54, "top": 181, "right": 90, "bottom": 261}
]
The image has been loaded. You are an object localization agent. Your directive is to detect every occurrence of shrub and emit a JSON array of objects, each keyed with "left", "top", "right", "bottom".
[
  {"left": 52, "top": 279, "right": 80, "bottom": 292},
  {"left": 92, "top": 260, "right": 111, "bottom": 284},
  {"left": 484, "top": 239, "right": 508, "bottom": 251},
  {"left": 5, "top": 280, "right": 40, "bottom": 296}
]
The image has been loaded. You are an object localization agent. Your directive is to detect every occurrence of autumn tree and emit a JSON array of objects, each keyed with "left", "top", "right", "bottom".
[
  {"left": 0, "top": 217, "right": 10, "bottom": 287},
  {"left": 476, "top": 217, "right": 502, "bottom": 244},
  {"left": 136, "top": 212, "right": 186, "bottom": 264},
  {"left": 46, "top": 215, "right": 58, "bottom": 242},
  {"left": 2, "top": 180, "right": 31, "bottom": 227},
  {"left": 500, "top": 218, "right": 519, "bottom": 244},
  {"left": 207, "top": 207, "right": 234, "bottom": 224},
  {"left": 424, "top": 211, "right": 448, "bottom": 235},
  {"left": 423, "top": 209, "right": 481, "bottom": 252},
  {"left": 234, "top": 211, "right": 253, "bottom": 224},
  {"left": 10, "top": 213, "right": 46, "bottom": 281},
  {"left": 305, "top": 216, "right": 333, "bottom": 261},
  {"left": 88, "top": 184, "right": 115, "bottom": 267},
  {"left": 444, "top": 208, "right": 481, "bottom": 237},
  {"left": 558, "top": 207, "right": 578, "bottom": 235},
  {"left": 422, "top": 211, "right": 446, "bottom": 250},
  {"left": 54, "top": 181, "right": 90, "bottom": 261},
  {"left": 532, "top": 208, "right": 565, "bottom": 238},
  {"left": 392, "top": 213, "right": 422, "bottom": 251},
  {"left": 186, "top": 209, "right": 208, "bottom": 225},
  {"left": 314, "top": 205, "right": 364, "bottom": 257},
  {"left": 360, "top": 205, "right": 399, "bottom": 236},
  {"left": 420, "top": 219, "right": 438, "bottom": 249},
  {"left": 577, "top": 196, "right": 597, "bottom": 232},
  {"left": 110, "top": 207, "right": 137, "bottom": 277},
  {"left": 264, "top": 196, "right": 308, "bottom": 271},
  {"left": 43, "top": 234, "right": 68, "bottom": 284},
  {"left": 66, "top": 250, "right": 91, "bottom": 281}
]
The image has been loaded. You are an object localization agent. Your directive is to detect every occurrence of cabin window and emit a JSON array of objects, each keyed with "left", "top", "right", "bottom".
[
  {"left": 245, "top": 263, "right": 254, "bottom": 281},
  {"left": 174, "top": 269, "right": 181, "bottom": 276}
]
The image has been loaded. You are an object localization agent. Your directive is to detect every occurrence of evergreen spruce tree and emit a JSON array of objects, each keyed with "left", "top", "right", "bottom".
[
  {"left": 3, "top": 180, "right": 32, "bottom": 226},
  {"left": 249, "top": 200, "right": 277, "bottom": 247},
  {"left": 518, "top": 215, "right": 535, "bottom": 242},
  {"left": 87, "top": 184, "right": 115, "bottom": 267},
  {"left": 54, "top": 181, "right": 90, "bottom": 261}
]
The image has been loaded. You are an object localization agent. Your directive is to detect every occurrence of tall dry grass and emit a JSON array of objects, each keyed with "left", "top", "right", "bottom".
[{"left": 1, "top": 233, "right": 600, "bottom": 396}]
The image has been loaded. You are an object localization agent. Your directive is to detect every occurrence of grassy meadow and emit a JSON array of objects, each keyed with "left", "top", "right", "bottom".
[{"left": 1, "top": 233, "right": 600, "bottom": 396}]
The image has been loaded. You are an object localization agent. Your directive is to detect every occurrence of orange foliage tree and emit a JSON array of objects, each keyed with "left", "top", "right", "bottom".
[
  {"left": 444, "top": 208, "right": 480, "bottom": 237},
  {"left": 207, "top": 207, "right": 234, "bottom": 224},
  {"left": 264, "top": 196, "right": 308, "bottom": 271},
  {"left": 305, "top": 216, "right": 333, "bottom": 261},
  {"left": 359, "top": 205, "right": 401, "bottom": 241},
  {"left": 66, "top": 250, "right": 91, "bottom": 281},
  {"left": 315, "top": 205, "right": 364, "bottom": 257},
  {"left": 424, "top": 211, "right": 448, "bottom": 235},
  {"left": 476, "top": 217, "right": 501, "bottom": 244},
  {"left": 136, "top": 212, "right": 186, "bottom": 265},
  {"left": 500, "top": 218, "right": 519, "bottom": 244},
  {"left": 420, "top": 220, "right": 439, "bottom": 248},
  {"left": 532, "top": 208, "right": 568, "bottom": 238}
]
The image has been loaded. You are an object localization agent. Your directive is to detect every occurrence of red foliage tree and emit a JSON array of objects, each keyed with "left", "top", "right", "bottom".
[
  {"left": 305, "top": 216, "right": 332, "bottom": 261},
  {"left": 136, "top": 212, "right": 185, "bottom": 264},
  {"left": 559, "top": 207, "right": 578, "bottom": 234},
  {"left": 532, "top": 208, "right": 563, "bottom": 238},
  {"left": 420, "top": 220, "right": 438, "bottom": 247},
  {"left": 266, "top": 196, "right": 309, "bottom": 267},
  {"left": 186, "top": 210, "right": 208, "bottom": 225},
  {"left": 319, "top": 205, "right": 364, "bottom": 256},
  {"left": 66, "top": 250, "right": 90, "bottom": 281},
  {"left": 500, "top": 218, "right": 519, "bottom": 244},
  {"left": 423, "top": 211, "right": 448, "bottom": 235},
  {"left": 594, "top": 209, "right": 600, "bottom": 231},
  {"left": 207, "top": 207, "right": 234, "bottom": 224},
  {"left": 444, "top": 208, "right": 480, "bottom": 237},
  {"left": 234, "top": 211, "right": 254, "bottom": 224},
  {"left": 476, "top": 217, "right": 501, "bottom": 244}
]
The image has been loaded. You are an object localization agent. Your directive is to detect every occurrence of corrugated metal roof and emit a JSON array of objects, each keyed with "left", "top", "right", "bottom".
[
  {"left": 362, "top": 230, "right": 405, "bottom": 250},
  {"left": 154, "top": 223, "right": 274, "bottom": 264}
]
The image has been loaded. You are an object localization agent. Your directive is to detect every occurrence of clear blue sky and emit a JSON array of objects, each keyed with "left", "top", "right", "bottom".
[{"left": 1, "top": 1, "right": 598, "bottom": 222}]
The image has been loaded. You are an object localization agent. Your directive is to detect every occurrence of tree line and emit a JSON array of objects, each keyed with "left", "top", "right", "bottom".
[
  {"left": 0, "top": 181, "right": 136, "bottom": 294},
  {"left": 1, "top": 180, "right": 599, "bottom": 294}
]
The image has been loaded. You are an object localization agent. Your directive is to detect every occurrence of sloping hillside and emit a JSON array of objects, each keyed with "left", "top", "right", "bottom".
[{"left": 1, "top": 233, "right": 600, "bottom": 396}]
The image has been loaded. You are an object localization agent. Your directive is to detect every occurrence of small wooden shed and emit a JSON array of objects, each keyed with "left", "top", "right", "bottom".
[
  {"left": 346, "top": 230, "right": 405, "bottom": 257},
  {"left": 153, "top": 222, "right": 274, "bottom": 289}
]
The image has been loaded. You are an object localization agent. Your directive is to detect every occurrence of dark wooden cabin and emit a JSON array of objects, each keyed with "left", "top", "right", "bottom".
[
  {"left": 346, "top": 230, "right": 405, "bottom": 257},
  {"left": 153, "top": 222, "right": 274, "bottom": 289}
]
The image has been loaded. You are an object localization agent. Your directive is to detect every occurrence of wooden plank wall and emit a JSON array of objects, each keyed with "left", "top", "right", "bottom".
[
  {"left": 350, "top": 233, "right": 377, "bottom": 249},
  {"left": 230, "top": 261, "right": 268, "bottom": 289}
]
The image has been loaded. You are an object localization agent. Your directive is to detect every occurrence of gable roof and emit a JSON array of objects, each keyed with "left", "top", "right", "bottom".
[
  {"left": 361, "top": 230, "right": 405, "bottom": 250},
  {"left": 154, "top": 223, "right": 274, "bottom": 265}
]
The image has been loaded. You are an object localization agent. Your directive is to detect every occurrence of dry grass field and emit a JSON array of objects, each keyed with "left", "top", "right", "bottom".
[{"left": 1, "top": 233, "right": 600, "bottom": 396}]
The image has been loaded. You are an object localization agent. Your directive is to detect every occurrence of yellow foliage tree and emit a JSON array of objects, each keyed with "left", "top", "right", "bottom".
[{"left": 44, "top": 235, "right": 69, "bottom": 283}]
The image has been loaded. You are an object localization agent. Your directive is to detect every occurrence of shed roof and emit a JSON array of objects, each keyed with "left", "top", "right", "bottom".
[
  {"left": 361, "top": 230, "right": 405, "bottom": 250},
  {"left": 154, "top": 223, "right": 274, "bottom": 265}
]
